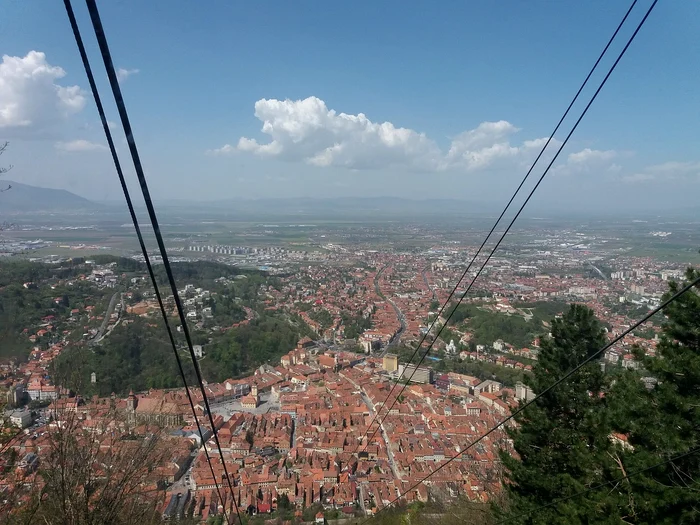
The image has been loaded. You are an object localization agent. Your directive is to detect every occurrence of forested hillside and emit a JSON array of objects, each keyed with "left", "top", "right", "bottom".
[
  {"left": 53, "top": 317, "right": 196, "bottom": 396},
  {"left": 0, "top": 260, "right": 111, "bottom": 360}
]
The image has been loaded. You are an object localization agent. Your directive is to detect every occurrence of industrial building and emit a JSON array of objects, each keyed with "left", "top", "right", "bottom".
[{"left": 397, "top": 363, "right": 434, "bottom": 384}]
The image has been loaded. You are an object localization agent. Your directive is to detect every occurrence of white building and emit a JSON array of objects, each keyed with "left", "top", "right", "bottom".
[
  {"left": 515, "top": 382, "right": 535, "bottom": 402},
  {"left": 10, "top": 409, "right": 32, "bottom": 428},
  {"left": 26, "top": 380, "right": 58, "bottom": 401}
]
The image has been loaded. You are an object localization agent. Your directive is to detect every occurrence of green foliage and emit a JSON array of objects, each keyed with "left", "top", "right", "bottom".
[
  {"left": 54, "top": 317, "right": 196, "bottom": 396},
  {"left": 607, "top": 267, "right": 700, "bottom": 524},
  {"left": 0, "top": 260, "right": 75, "bottom": 287},
  {"left": 446, "top": 302, "right": 545, "bottom": 348},
  {"left": 445, "top": 302, "right": 476, "bottom": 325},
  {"left": 324, "top": 508, "right": 342, "bottom": 520},
  {"left": 199, "top": 313, "right": 304, "bottom": 382},
  {"left": 437, "top": 324, "right": 459, "bottom": 347},
  {"left": 0, "top": 263, "right": 110, "bottom": 360},
  {"left": 295, "top": 301, "right": 313, "bottom": 312},
  {"left": 309, "top": 308, "right": 333, "bottom": 329},
  {"left": 494, "top": 271, "right": 700, "bottom": 524},
  {"left": 302, "top": 503, "right": 324, "bottom": 522},
  {"left": 394, "top": 340, "right": 526, "bottom": 386},
  {"left": 451, "top": 358, "right": 525, "bottom": 387},
  {"left": 227, "top": 273, "right": 270, "bottom": 305},
  {"left": 468, "top": 311, "right": 539, "bottom": 348},
  {"left": 277, "top": 493, "right": 291, "bottom": 510},
  {"left": 209, "top": 293, "right": 246, "bottom": 326},
  {"left": 341, "top": 311, "right": 372, "bottom": 339},
  {"left": 499, "top": 304, "right": 620, "bottom": 524},
  {"left": 513, "top": 300, "right": 569, "bottom": 324},
  {"left": 152, "top": 261, "right": 258, "bottom": 289},
  {"left": 633, "top": 326, "right": 657, "bottom": 340},
  {"left": 366, "top": 499, "right": 494, "bottom": 525},
  {"left": 90, "top": 255, "right": 144, "bottom": 273}
]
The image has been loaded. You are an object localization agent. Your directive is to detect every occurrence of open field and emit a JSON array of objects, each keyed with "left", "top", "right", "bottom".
[{"left": 2, "top": 208, "right": 699, "bottom": 265}]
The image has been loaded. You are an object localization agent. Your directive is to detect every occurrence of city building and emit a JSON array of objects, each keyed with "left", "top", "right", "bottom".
[
  {"left": 382, "top": 354, "right": 398, "bottom": 373},
  {"left": 397, "top": 363, "right": 433, "bottom": 384},
  {"left": 26, "top": 379, "right": 58, "bottom": 401},
  {"left": 10, "top": 409, "right": 32, "bottom": 428},
  {"left": 515, "top": 382, "right": 535, "bottom": 402}
]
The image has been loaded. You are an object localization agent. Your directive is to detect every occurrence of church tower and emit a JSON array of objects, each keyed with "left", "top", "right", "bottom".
[{"left": 127, "top": 390, "right": 137, "bottom": 412}]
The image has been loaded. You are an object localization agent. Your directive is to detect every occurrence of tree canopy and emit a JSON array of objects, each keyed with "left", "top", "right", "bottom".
[
  {"left": 499, "top": 304, "right": 619, "bottom": 524},
  {"left": 607, "top": 268, "right": 700, "bottom": 524}
]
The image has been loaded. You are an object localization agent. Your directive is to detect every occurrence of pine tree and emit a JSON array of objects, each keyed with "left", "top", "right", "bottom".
[
  {"left": 609, "top": 267, "right": 700, "bottom": 524},
  {"left": 499, "top": 304, "right": 618, "bottom": 524}
]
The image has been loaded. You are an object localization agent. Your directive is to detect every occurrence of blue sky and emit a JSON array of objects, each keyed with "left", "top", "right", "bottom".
[{"left": 1, "top": 0, "right": 699, "bottom": 212}]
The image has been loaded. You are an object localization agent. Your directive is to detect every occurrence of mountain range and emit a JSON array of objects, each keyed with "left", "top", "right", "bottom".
[
  {"left": 0, "top": 180, "right": 96, "bottom": 212},
  {"left": 1, "top": 181, "right": 698, "bottom": 220}
]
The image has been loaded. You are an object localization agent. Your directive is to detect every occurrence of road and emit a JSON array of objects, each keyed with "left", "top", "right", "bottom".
[
  {"left": 587, "top": 261, "right": 609, "bottom": 280},
  {"left": 358, "top": 483, "right": 367, "bottom": 515},
  {"left": 340, "top": 372, "right": 403, "bottom": 481},
  {"left": 168, "top": 449, "right": 198, "bottom": 493},
  {"left": 374, "top": 265, "right": 406, "bottom": 354},
  {"left": 90, "top": 291, "right": 123, "bottom": 344},
  {"left": 421, "top": 266, "right": 437, "bottom": 302}
]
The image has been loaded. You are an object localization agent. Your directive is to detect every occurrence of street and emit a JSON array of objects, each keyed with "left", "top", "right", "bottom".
[
  {"left": 340, "top": 372, "right": 403, "bottom": 481},
  {"left": 374, "top": 265, "right": 406, "bottom": 355},
  {"left": 90, "top": 291, "right": 123, "bottom": 344}
]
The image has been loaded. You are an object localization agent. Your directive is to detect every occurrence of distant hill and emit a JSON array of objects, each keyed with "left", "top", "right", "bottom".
[{"left": 0, "top": 181, "right": 96, "bottom": 212}]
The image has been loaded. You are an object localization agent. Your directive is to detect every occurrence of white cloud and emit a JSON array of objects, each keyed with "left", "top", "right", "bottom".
[
  {"left": 644, "top": 161, "right": 700, "bottom": 176},
  {"left": 552, "top": 148, "right": 620, "bottom": 176},
  {"left": 116, "top": 68, "right": 139, "bottom": 83},
  {"left": 216, "top": 96, "right": 554, "bottom": 172},
  {"left": 567, "top": 148, "right": 617, "bottom": 164},
  {"left": 622, "top": 161, "right": 700, "bottom": 183},
  {"left": 55, "top": 139, "right": 107, "bottom": 152},
  {"left": 236, "top": 96, "right": 442, "bottom": 171},
  {"left": 445, "top": 121, "right": 522, "bottom": 171},
  {"left": 206, "top": 144, "right": 236, "bottom": 155},
  {"left": 0, "top": 51, "right": 86, "bottom": 131}
]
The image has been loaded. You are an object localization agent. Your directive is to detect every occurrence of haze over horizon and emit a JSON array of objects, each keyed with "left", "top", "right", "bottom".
[{"left": 1, "top": 1, "right": 699, "bottom": 213}]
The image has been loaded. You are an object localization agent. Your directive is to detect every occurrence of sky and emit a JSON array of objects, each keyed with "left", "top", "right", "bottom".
[{"left": 1, "top": 0, "right": 699, "bottom": 213}]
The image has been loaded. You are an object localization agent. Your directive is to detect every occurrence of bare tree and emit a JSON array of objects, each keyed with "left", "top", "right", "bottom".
[
  {"left": 1, "top": 356, "right": 175, "bottom": 525},
  {"left": 0, "top": 142, "right": 12, "bottom": 192},
  {"left": 2, "top": 399, "right": 171, "bottom": 525}
]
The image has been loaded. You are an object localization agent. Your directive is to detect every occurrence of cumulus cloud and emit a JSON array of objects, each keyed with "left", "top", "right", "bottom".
[
  {"left": 622, "top": 161, "right": 700, "bottom": 183},
  {"left": 206, "top": 144, "right": 236, "bottom": 155},
  {"left": 235, "top": 96, "right": 442, "bottom": 171},
  {"left": 116, "top": 68, "right": 139, "bottom": 82},
  {"left": 567, "top": 148, "right": 617, "bottom": 164},
  {"left": 214, "top": 96, "right": 554, "bottom": 172},
  {"left": 445, "top": 121, "right": 522, "bottom": 171},
  {"left": 552, "top": 148, "right": 620, "bottom": 176},
  {"left": 55, "top": 139, "right": 107, "bottom": 152},
  {"left": 0, "top": 51, "right": 86, "bottom": 131}
]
